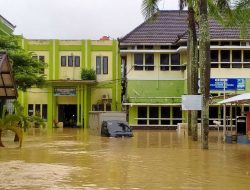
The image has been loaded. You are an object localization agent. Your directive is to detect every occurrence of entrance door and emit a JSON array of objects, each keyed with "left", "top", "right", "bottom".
[{"left": 58, "top": 105, "right": 77, "bottom": 127}]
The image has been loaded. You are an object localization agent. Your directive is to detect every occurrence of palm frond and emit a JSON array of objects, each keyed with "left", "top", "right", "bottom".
[{"left": 141, "top": 0, "right": 159, "bottom": 20}]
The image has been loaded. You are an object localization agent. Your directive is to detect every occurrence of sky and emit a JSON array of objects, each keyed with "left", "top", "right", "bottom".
[{"left": 0, "top": 0, "right": 179, "bottom": 40}]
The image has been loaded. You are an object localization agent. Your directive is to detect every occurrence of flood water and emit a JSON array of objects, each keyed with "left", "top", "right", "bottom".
[{"left": 1, "top": 128, "right": 250, "bottom": 190}]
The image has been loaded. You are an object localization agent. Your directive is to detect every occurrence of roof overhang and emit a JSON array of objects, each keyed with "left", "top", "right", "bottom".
[
  {"left": 0, "top": 53, "right": 18, "bottom": 99},
  {"left": 219, "top": 93, "right": 250, "bottom": 104},
  {"left": 48, "top": 80, "right": 96, "bottom": 85}
]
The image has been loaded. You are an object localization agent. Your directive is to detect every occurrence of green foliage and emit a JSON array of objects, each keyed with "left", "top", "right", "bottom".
[
  {"left": 81, "top": 68, "right": 96, "bottom": 80},
  {"left": 0, "top": 34, "right": 46, "bottom": 91}
]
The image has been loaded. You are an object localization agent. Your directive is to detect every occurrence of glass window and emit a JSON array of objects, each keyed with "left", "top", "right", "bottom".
[
  {"left": 138, "top": 106, "right": 147, "bottom": 125},
  {"left": 209, "top": 106, "right": 219, "bottom": 125},
  {"left": 172, "top": 106, "right": 182, "bottom": 125},
  {"left": 39, "top": 56, "right": 45, "bottom": 62},
  {"left": 221, "top": 50, "right": 230, "bottom": 68},
  {"left": 28, "top": 104, "right": 33, "bottom": 116},
  {"left": 39, "top": 56, "right": 45, "bottom": 74},
  {"left": 221, "top": 41, "right": 230, "bottom": 46},
  {"left": 161, "top": 107, "right": 170, "bottom": 125},
  {"left": 103, "top": 56, "right": 108, "bottom": 74},
  {"left": 68, "top": 56, "right": 73, "bottom": 67},
  {"left": 96, "top": 56, "right": 101, "bottom": 74},
  {"left": 32, "top": 55, "right": 38, "bottom": 60},
  {"left": 145, "top": 54, "right": 154, "bottom": 71},
  {"left": 74, "top": 56, "right": 80, "bottom": 67},
  {"left": 149, "top": 107, "right": 158, "bottom": 125},
  {"left": 160, "top": 54, "right": 169, "bottom": 71},
  {"left": 134, "top": 54, "right": 143, "bottom": 70},
  {"left": 42, "top": 104, "right": 47, "bottom": 120},
  {"left": 61, "top": 56, "right": 66, "bottom": 67},
  {"left": 232, "top": 50, "right": 242, "bottom": 68},
  {"left": 144, "top": 45, "right": 153, "bottom": 49},
  {"left": 243, "top": 50, "right": 250, "bottom": 68},
  {"left": 171, "top": 54, "right": 180, "bottom": 70},
  {"left": 211, "top": 50, "right": 219, "bottom": 68},
  {"left": 232, "top": 41, "right": 241, "bottom": 46},
  {"left": 35, "top": 104, "right": 41, "bottom": 116}
]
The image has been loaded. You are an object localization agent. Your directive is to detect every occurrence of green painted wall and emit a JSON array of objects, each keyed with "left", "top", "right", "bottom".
[{"left": 127, "top": 80, "right": 185, "bottom": 103}]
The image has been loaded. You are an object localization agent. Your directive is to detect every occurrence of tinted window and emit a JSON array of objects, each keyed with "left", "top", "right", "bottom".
[
  {"left": 134, "top": 54, "right": 143, "bottom": 70},
  {"left": 160, "top": 54, "right": 169, "bottom": 71},
  {"left": 232, "top": 50, "right": 242, "bottom": 68},
  {"left": 221, "top": 50, "right": 230, "bottom": 68},
  {"left": 138, "top": 106, "right": 147, "bottom": 125},
  {"left": 68, "top": 56, "right": 73, "bottom": 67},
  {"left": 103, "top": 56, "right": 108, "bottom": 74},
  {"left": 96, "top": 56, "right": 101, "bottom": 74},
  {"left": 171, "top": 54, "right": 180, "bottom": 70},
  {"left": 145, "top": 54, "right": 154, "bottom": 71},
  {"left": 74, "top": 56, "right": 80, "bottom": 67},
  {"left": 243, "top": 50, "right": 250, "bottom": 68},
  {"left": 61, "top": 56, "right": 66, "bottom": 67},
  {"left": 211, "top": 50, "right": 219, "bottom": 68}
]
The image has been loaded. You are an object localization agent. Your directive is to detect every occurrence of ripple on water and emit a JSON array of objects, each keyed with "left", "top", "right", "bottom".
[{"left": 0, "top": 160, "right": 83, "bottom": 189}]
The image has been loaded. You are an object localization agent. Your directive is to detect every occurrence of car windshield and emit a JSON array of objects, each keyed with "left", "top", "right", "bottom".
[{"left": 106, "top": 121, "right": 131, "bottom": 133}]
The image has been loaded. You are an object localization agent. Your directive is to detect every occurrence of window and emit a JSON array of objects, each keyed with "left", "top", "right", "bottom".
[
  {"left": 61, "top": 56, "right": 66, "bottom": 67},
  {"left": 68, "top": 56, "right": 73, "bottom": 67},
  {"left": 221, "top": 41, "right": 230, "bottom": 46},
  {"left": 96, "top": 56, "right": 101, "bottom": 74},
  {"left": 144, "top": 45, "right": 154, "bottom": 49},
  {"left": 171, "top": 54, "right": 180, "bottom": 70},
  {"left": 209, "top": 106, "right": 219, "bottom": 125},
  {"left": 74, "top": 56, "right": 80, "bottom": 67},
  {"left": 211, "top": 50, "right": 219, "bottom": 68},
  {"left": 28, "top": 104, "right": 33, "bottom": 116},
  {"left": 32, "top": 55, "right": 38, "bottom": 60},
  {"left": 232, "top": 50, "right": 242, "bottom": 68},
  {"left": 39, "top": 56, "right": 45, "bottom": 62},
  {"left": 172, "top": 106, "right": 182, "bottom": 125},
  {"left": 161, "top": 107, "right": 170, "bottom": 125},
  {"left": 35, "top": 104, "right": 41, "bottom": 117},
  {"left": 160, "top": 54, "right": 169, "bottom": 71},
  {"left": 138, "top": 106, "right": 147, "bottom": 125},
  {"left": 149, "top": 107, "right": 158, "bottom": 125},
  {"left": 221, "top": 50, "right": 230, "bottom": 68},
  {"left": 42, "top": 104, "right": 47, "bottom": 120},
  {"left": 103, "top": 56, "right": 108, "bottom": 74},
  {"left": 243, "top": 50, "right": 250, "bottom": 68},
  {"left": 134, "top": 54, "right": 143, "bottom": 70},
  {"left": 96, "top": 56, "right": 108, "bottom": 75},
  {"left": 145, "top": 54, "right": 154, "bottom": 71}
]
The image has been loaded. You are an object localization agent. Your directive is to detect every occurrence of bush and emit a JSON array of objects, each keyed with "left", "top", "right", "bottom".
[{"left": 81, "top": 69, "right": 96, "bottom": 80}]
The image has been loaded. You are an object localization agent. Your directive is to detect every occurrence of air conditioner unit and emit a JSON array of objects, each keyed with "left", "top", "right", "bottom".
[{"left": 102, "top": 94, "right": 109, "bottom": 100}]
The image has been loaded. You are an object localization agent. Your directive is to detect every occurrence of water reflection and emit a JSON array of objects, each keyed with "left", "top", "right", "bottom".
[{"left": 0, "top": 128, "right": 250, "bottom": 190}]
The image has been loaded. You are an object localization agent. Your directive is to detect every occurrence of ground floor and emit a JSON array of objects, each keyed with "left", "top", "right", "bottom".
[
  {"left": 17, "top": 81, "right": 122, "bottom": 128},
  {"left": 126, "top": 104, "right": 250, "bottom": 129}
]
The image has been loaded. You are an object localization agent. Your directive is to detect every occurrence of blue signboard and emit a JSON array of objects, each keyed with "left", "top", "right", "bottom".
[{"left": 210, "top": 78, "right": 245, "bottom": 91}]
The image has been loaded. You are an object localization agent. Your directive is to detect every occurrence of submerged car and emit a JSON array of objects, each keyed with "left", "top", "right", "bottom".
[{"left": 101, "top": 120, "right": 133, "bottom": 137}]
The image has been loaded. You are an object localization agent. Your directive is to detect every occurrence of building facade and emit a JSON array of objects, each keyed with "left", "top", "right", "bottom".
[
  {"left": 19, "top": 38, "right": 122, "bottom": 128},
  {"left": 119, "top": 11, "right": 250, "bottom": 129}
]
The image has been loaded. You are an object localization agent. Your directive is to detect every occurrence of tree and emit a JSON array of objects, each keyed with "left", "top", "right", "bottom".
[
  {"left": 0, "top": 34, "right": 46, "bottom": 91},
  {"left": 142, "top": 0, "right": 199, "bottom": 140}
]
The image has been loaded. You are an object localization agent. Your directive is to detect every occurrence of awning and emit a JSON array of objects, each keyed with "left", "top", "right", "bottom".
[
  {"left": 0, "top": 52, "right": 18, "bottom": 99},
  {"left": 218, "top": 93, "right": 250, "bottom": 104}
]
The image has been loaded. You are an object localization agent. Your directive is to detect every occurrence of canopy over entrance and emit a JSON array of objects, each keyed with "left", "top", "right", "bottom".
[
  {"left": 0, "top": 52, "right": 18, "bottom": 99},
  {"left": 219, "top": 93, "right": 250, "bottom": 104}
]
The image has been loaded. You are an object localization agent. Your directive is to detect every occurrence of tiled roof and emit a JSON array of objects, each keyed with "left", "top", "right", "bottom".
[{"left": 119, "top": 10, "right": 250, "bottom": 45}]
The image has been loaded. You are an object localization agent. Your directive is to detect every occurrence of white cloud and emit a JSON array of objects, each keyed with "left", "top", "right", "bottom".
[{"left": 0, "top": 0, "right": 179, "bottom": 39}]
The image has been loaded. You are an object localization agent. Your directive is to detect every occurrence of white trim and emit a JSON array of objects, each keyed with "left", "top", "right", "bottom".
[
  {"left": 120, "top": 45, "right": 250, "bottom": 54},
  {"left": 127, "top": 77, "right": 185, "bottom": 81},
  {"left": 53, "top": 40, "right": 56, "bottom": 79},
  {"left": 122, "top": 103, "right": 181, "bottom": 106}
]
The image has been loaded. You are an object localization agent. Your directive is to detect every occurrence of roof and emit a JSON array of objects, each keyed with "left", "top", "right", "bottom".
[
  {"left": 219, "top": 93, "right": 250, "bottom": 104},
  {"left": 0, "top": 15, "right": 15, "bottom": 30},
  {"left": 119, "top": 10, "right": 250, "bottom": 45},
  {"left": 0, "top": 52, "right": 18, "bottom": 99}
]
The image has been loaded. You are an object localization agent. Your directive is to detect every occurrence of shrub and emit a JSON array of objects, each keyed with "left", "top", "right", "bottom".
[{"left": 81, "top": 69, "right": 96, "bottom": 80}]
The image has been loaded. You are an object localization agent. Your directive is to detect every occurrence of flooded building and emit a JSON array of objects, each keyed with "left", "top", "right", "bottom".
[
  {"left": 119, "top": 10, "right": 250, "bottom": 129},
  {"left": 18, "top": 38, "right": 122, "bottom": 128}
]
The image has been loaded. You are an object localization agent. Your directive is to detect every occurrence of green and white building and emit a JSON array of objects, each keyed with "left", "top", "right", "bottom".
[{"left": 119, "top": 10, "right": 250, "bottom": 129}]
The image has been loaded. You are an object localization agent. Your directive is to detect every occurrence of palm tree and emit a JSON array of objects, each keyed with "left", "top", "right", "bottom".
[{"left": 142, "top": 0, "right": 199, "bottom": 140}]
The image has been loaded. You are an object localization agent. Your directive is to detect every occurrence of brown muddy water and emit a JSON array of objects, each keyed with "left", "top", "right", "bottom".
[{"left": 0, "top": 128, "right": 250, "bottom": 190}]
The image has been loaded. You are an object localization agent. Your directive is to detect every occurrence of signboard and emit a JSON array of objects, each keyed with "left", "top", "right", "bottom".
[
  {"left": 54, "top": 88, "right": 76, "bottom": 96},
  {"left": 210, "top": 78, "right": 245, "bottom": 91},
  {"left": 182, "top": 95, "right": 202, "bottom": 110}
]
